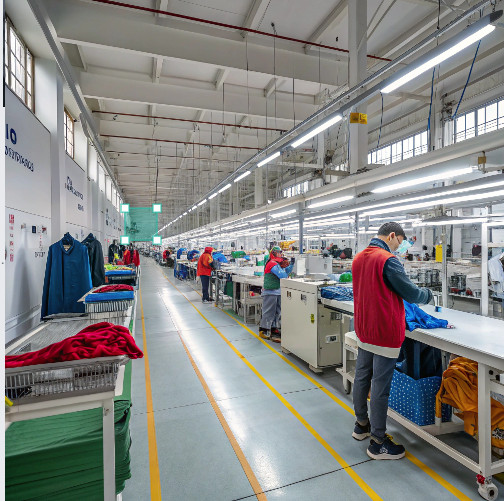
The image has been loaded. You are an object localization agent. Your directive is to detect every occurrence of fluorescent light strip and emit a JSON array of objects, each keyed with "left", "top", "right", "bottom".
[
  {"left": 208, "top": 193, "right": 218, "bottom": 200},
  {"left": 192, "top": 205, "right": 197, "bottom": 210},
  {"left": 235, "top": 171, "right": 251, "bottom": 182},
  {"left": 415, "top": 217, "right": 488, "bottom": 226},
  {"left": 218, "top": 183, "right": 232, "bottom": 193},
  {"left": 362, "top": 189, "right": 504, "bottom": 217},
  {"left": 308, "top": 195, "right": 355, "bottom": 209},
  {"left": 270, "top": 209, "right": 297, "bottom": 219},
  {"left": 372, "top": 167, "right": 474, "bottom": 193},
  {"left": 198, "top": 199, "right": 207, "bottom": 206},
  {"left": 247, "top": 217, "right": 265, "bottom": 223},
  {"left": 257, "top": 151, "right": 280, "bottom": 167},
  {"left": 291, "top": 114, "right": 343, "bottom": 149},
  {"left": 323, "top": 234, "right": 356, "bottom": 238},
  {"left": 382, "top": 25, "right": 495, "bottom": 93},
  {"left": 183, "top": 212, "right": 187, "bottom": 215}
]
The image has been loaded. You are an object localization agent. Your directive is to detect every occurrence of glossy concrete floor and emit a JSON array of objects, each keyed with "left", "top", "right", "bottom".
[{"left": 122, "top": 259, "right": 489, "bottom": 501}]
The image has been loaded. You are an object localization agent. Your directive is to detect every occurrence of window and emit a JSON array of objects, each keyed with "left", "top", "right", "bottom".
[
  {"left": 454, "top": 97, "right": 504, "bottom": 143},
  {"left": 106, "top": 177, "right": 112, "bottom": 201},
  {"left": 4, "top": 17, "right": 34, "bottom": 110},
  {"left": 98, "top": 164, "right": 106, "bottom": 192},
  {"left": 64, "top": 109, "right": 74, "bottom": 158},
  {"left": 283, "top": 180, "right": 309, "bottom": 198}
]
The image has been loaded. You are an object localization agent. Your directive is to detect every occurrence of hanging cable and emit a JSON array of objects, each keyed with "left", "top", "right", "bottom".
[
  {"left": 427, "top": 67, "right": 436, "bottom": 138},
  {"left": 376, "top": 93, "right": 384, "bottom": 149},
  {"left": 452, "top": 40, "right": 481, "bottom": 119}
]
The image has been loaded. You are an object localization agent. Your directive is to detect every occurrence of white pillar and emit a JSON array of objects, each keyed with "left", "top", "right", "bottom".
[
  {"left": 255, "top": 169, "right": 263, "bottom": 207},
  {"left": 348, "top": 0, "right": 368, "bottom": 175},
  {"left": 35, "top": 59, "right": 66, "bottom": 242}
]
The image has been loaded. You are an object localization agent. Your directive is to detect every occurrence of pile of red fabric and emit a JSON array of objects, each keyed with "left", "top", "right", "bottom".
[
  {"left": 94, "top": 284, "right": 134, "bottom": 293},
  {"left": 5, "top": 322, "right": 143, "bottom": 368}
]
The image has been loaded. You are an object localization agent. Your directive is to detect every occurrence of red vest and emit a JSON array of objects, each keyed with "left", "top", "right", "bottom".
[
  {"left": 123, "top": 250, "right": 131, "bottom": 265},
  {"left": 197, "top": 250, "right": 213, "bottom": 276},
  {"left": 352, "top": 246, "right": 405, "bottom": 349}
]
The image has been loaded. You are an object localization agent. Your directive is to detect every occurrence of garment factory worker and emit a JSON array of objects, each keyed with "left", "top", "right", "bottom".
[
  {"left": 108, "top": 239, "right": 120, "bottom": 264},
  {"left": 259, "top": 246, "right": 294, "bottom": 343},
  {"left": 197, "top": 247, "right": 214, "bottom": 303},
  {"left": 351, "top": 222, "right": 433, "bottom": 460}
]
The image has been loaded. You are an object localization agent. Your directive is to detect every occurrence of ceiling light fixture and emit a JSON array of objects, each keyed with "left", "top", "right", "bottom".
[
  {"left": 235, "top": 171, "right": 251, "bottom": 182},
  {"left": 218, "top": 183, "right": 232, "bottom": 193},
  {"left": 381, "top": 13, "right": 500, "bottom": 94},
  {"left": 208, "top": 193, "right": 218, "bottom": 200},
  {"left": 415, "top": 217, "right": 488, "bottom": 226},
  {"left": 270, "top": 209, "right": 297, "bottom": 219},
  {"left": 371, "top": 167, "right": 474, "bottom": 193},
  {"left": 197, "top": 199, "right": 207, "bottom": 206},
  {"left": 291, "top": 114, "right": 343, "bottom": 149},
  {"left": 307, "top": 195, "right": 355, "bottom": 209},
  {"left": 257, "top": 151, "right": 281, "bottom": 167}
]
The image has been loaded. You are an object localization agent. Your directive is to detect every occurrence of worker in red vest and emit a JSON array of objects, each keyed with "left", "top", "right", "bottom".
[
  {"left": 352, "top": 222, "right": 432, "bottom": 460},
  {"left": 197, "top": 247, "right": 214, "bottom": 303}
]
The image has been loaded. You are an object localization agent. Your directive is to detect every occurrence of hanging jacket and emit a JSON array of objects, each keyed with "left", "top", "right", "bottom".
[
  {"left": 123, "top": 249, "right": 132, "bottom": 265},
  {"left": 41, "top": 233, "right": 93, "bottom": 319},
  {"left": 436, "top": 357, "right": 504, "bottom": 448},
  {"left": 133, "top": 250, "right": 140, "bottom": 267},
  {"left": 108, "top": 243, "right": 119, "bottom": 264},
  {"left": 81, "top": 233, "right": 106, "bottom": 287},
  {"left": 197, "top": 247, "right": 213, "bottom": 276}
]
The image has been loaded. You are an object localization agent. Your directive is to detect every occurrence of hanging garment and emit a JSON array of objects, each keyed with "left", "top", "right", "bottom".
[
  {"left": 81, "top": 233, "right": 106, "bottom": 287},
  {"left": 41, "top": 233, "right": 93, "bottom": 319},
  {"left": 436, "top": 357, "right": 504, "bottom": 448},
  {"left": 488, "top": 252, "right": 504, "bottom": 295},
  {"left": 5, "top": 322, "right": 143, "bottom": 368},
  {"left": 133, "top": 250, "right": 140, "bottom": 267},
  {"left": 108, "top": 243, "right": 119, "bottom": 264},
  {"left": 123, "top": 249, "right": 132, "bottom": 265},
  {"left": 404, "top": 301, "right": 449, "bottom": 331}
]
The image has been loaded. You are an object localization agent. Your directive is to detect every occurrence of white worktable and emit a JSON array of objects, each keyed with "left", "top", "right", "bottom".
[{"left": 324, "top": 299, "right": 504, "bottom": 500}]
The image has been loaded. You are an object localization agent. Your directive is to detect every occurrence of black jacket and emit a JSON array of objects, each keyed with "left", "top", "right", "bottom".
[
  {"left": 82, "top": 233, "right": 106, "bottom": 287},
  {"left": 108, "top": 243, "right": 119, "bottom": 264}
]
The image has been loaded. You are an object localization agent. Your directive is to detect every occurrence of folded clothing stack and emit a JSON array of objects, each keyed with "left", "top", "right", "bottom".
[
  {"left": 320, "top": 286, "right": 354, "bottom": 301},
  {"left": 85, "top": 284, "right": 135, "bottom": 303}
]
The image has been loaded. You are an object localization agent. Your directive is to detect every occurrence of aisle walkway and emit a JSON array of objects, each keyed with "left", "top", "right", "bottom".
[{"left": 123, "top": 259, "right": 485, "bottom": 500}]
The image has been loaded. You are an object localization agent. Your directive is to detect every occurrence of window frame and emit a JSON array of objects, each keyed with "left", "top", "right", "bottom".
[
  {"left": 63, "top": 108, "right": 75, "bottom": 159},
  {"left": 4, "top": 17, "right": 34, "bottom": 111}
]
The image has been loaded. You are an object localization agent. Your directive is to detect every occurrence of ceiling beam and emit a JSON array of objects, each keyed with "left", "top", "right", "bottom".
[
  {"left": 77, "top": 70, "right": 316, "bottom": 122},
  {"left": 367, "top": 0, "right": 396, "bottom": 41},
  {"left": 304, "top": 0, "right": 348, "bottom": 53},
  {"left": 214, "top": 68, "right": 229, "bottom": 90},
  {"left": 242, "top": 0, "right": 270, "bottom": 34},
  {"left": 48, "top": 0, "right": 347, "bottom": 88}
]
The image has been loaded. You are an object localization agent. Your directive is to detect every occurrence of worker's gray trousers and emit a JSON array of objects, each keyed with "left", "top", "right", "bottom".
[{"left": 260, "top": 294, "right": 281, "bottom": 330}]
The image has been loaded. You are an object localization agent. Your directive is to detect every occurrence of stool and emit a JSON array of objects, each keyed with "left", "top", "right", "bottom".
[{"left": 336, "top": 331, "right": 358, "bottom": 394}]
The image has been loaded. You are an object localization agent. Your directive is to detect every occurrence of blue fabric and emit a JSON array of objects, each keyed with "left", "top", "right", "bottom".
[
  {"left": 176, "top": 248, "right": 187, "bottom": 259},
  {"left": 105, "top": 269, "right": 135, "bottom": 276},
  {"left": 321, "top": 286, "right": 353, "bottom": 301},
  {"left": 187, "top": 250, "right": 200, "bottom": 260},
  {"left": 403, "top": 301, "right": 448, "bottom": 331},
  {"left": 41, "top": 233, "right": 93, "bottom": 318},
  {"left": 85, "top": 291, "right": 134, "bottom": 302},
  {"left": 368, "top": 238, "right": 432, "bottom": 305},
  {"left": 212, "top": 253, "right": 228, "bottom": 263}
]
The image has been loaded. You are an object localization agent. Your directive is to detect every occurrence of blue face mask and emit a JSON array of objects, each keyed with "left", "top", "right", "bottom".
[{"left": 396, "top": 239, "right": 413, "bottom": 255}]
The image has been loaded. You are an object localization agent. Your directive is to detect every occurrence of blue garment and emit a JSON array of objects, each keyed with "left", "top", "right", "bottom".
[
  {"left": 261, "top": 263, "right": 293, "bottom": 296},
  {"left": 320, "top": 286, "right": 353, "bottom": 301},
  {"left": 85, "top": 290, "right": 134, "bottom": 302},
  {"left": 212, "top": 253, "right": 228, "bottom": 263},
  {"left": 41, "top": 233, "right": 93, "bottom": 318},
  {"left": 369, "top": 238, "right": 432, "bottom": 305},
  {"left": 176, "top": 248, "right": 187, "bottom": 259},
  {"left": 187, "top": 250, "right": 200, "bottom": 260},
  {"left": 403, "top": 301, "right": 448, "bottom": 331}
]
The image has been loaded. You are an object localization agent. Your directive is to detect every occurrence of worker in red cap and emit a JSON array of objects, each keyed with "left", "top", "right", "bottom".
[
  {"left": 259, "top": 246, "right": 294, "bottom": 343},
  {"left": 197, "top": 247, "right": 214, "bottom": 303}
]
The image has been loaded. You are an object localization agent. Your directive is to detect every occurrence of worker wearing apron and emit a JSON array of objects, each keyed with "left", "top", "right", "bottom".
[{"left": 259, "top": 247, "right": 294, "bottom": 343}]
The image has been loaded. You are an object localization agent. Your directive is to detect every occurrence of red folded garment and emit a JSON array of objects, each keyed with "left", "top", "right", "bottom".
[
  {"left": 95, "top": 284, "right": 134, "bottom": 293},
  {"left": 5, "top": 322, "right": 143, "bottom": 368}
]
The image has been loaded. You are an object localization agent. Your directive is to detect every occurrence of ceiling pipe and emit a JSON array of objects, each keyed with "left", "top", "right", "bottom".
[
  {"left": 91, "top": 0, "right": 391, "bottom": 62},
  {"left": 93, "top": 111, "right": 287, "bottom": 132},
  {"left": 107, "top": 151, "right": 243, "bottom": 162},
  {"left": 100, "top": 134, "right": 261, "bottom": 150}
]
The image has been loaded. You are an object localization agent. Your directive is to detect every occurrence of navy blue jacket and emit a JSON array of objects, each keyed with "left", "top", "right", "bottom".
[
  {"left": 41, "top": 233, "right": 93, "bottom": 318},
  {"left": 369, "top": 238, "right": 432, "bottom": 305}
]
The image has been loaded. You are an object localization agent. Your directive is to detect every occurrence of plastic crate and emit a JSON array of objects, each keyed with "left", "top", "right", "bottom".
[{"left": 388, "top": 369, "right": 451, "bottom": 426}]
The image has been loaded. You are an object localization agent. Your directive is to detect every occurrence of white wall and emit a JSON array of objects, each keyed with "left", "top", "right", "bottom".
[{"left": 4, "top": 83, "right": 121, "bottom": 343}]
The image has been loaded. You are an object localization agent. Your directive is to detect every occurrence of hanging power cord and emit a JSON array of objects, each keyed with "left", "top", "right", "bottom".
[
  {"left": 452, "top": 40, "right": 481, "bottom": 120},
  {"left": 427, "top": 68, "right": 436, "bottom": 137},
  {"left": 376, "top": 93, "right": 384, "bottom": 149}
]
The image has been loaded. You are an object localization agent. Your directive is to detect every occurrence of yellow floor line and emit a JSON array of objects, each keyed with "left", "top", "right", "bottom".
[
  {"left": 139, "top": 286, "right": 162, "bottom": 501},
  {"left": 177, "top": 331, "right": 267, "bottom": 500},
  {"left": 161, "top": 270, "right": 381, "bottom": 500},
  {"left": 167, "top": 269, "right": 472, "bottom": 501}
]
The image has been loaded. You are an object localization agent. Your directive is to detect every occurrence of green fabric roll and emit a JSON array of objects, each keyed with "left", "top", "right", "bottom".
[{"left": 5, "top": 361, "right": 133, "bottom": 500}]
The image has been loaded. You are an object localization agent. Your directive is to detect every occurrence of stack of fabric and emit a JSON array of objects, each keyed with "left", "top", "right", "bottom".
[
  {"left": 321, "top": 286, "right": 354, "bottom": 301},
  {"left": 85, "top": 285, "right": 135, "bottom": 303}
]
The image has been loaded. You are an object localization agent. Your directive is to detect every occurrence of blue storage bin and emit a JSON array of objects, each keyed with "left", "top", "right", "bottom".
[{"left": 388, "top": 370, "right": 451, "bottom": 426}]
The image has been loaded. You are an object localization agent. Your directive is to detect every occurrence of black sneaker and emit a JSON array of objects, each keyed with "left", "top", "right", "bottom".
[
  {"left": 352, "top": 421, "right": 371, "bottom": 441},
  {"left": 270, "top": 332, "right": 281, "bottom": 343},
  {"left": 367, "top": 435, "right": 406, "bottom": 460}
]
